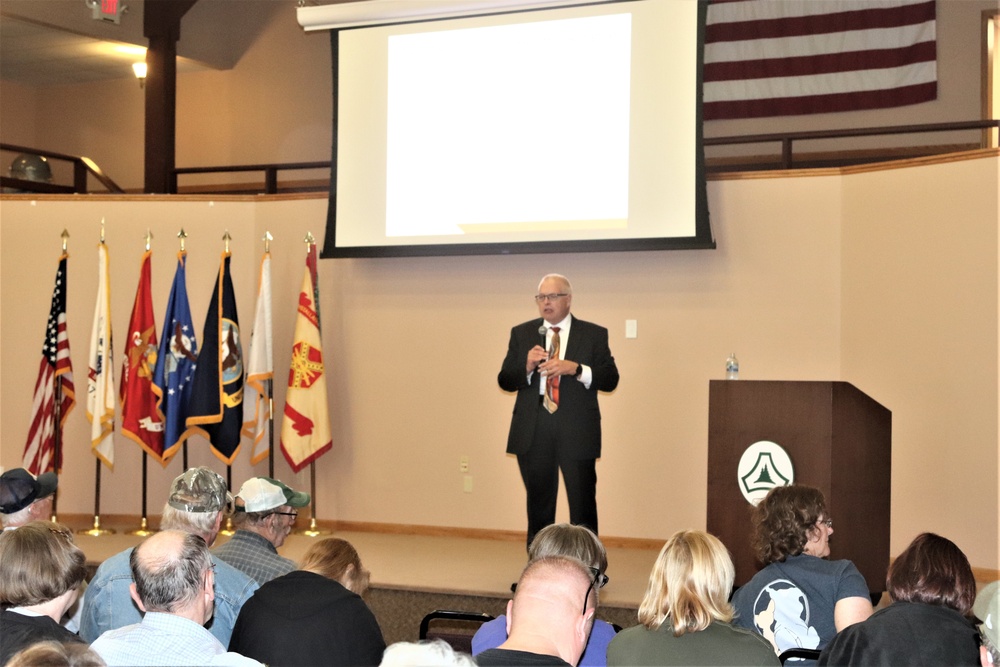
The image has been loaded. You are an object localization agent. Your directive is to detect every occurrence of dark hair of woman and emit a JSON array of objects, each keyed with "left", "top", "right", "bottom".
[{"left": 887, "top": 532, "right": 977, "bottom": 616}]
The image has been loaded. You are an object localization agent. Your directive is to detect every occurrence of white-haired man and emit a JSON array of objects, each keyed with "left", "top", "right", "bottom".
[
  {"left": 80, "top": 467, "right": 258, "bottom": 647},
  {"left": 213, "top": 477, "right": 309, "bottom": 585},
  {"left": 91, "top": 530, "right": 261, "bottom": 666}
]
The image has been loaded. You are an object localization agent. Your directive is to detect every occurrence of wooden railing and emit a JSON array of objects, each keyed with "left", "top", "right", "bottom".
[
  {"left": 171, "top": 161, "right": 330, "bottom": 195},
  {"left": 0, "top": 143, "right": 125, "bottom": 194},
  {"left": 705, "top": 120, "right": 1000, "bottom": 172}
]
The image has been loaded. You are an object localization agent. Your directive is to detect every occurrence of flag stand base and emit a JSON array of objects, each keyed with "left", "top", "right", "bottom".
[
  {"left": 295, "top": 517, "right": 331, "bottom": 537},
  {"left": 78, "top": 515, "right": 116, "bottom": 537},
  {"left": 126, "top": 516, "right": 156, "bottom": 537},
  {"left": 219, "top": 516, "right": 235, "bottom": 537}
]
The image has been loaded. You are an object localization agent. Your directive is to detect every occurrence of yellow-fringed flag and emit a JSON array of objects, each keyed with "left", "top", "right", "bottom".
[
  {"left": 243, "top": 250, "right": 273, "bottom": 465},
  {"left": 87, "top": 242, "right": 115, "bottom": 469},
  {"left": 120, "top": 250, "right": 165, "bottom": 462},
  {"left": 186, "top": 252, "right": 244, "bottom": 465},
  {"left": 280, "top": 244, "right": 331, "bottom": 472}
]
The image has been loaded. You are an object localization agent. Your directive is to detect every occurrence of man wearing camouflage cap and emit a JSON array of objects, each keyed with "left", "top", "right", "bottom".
[
  {"left": 80, "top": 467, "right": 258, "bottom": 647},
  {"left": 977, "top": 581, "right": 999, "bottom": 667},
  {"left": 213, "top": 477, "right": 310, "bottom": 585}
]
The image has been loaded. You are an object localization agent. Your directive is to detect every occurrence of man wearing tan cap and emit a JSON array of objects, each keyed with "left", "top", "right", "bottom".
[
  {"left": 213, "top": 477, "right": 310, "bottom": 585},
  {"left": 80, "top": 467, "right": 258, "bottom": 647}
]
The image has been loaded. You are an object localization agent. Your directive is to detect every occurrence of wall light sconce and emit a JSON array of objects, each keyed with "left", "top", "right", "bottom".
[{"left": 132, "top": 61, "right": 147, "bottom": 88}]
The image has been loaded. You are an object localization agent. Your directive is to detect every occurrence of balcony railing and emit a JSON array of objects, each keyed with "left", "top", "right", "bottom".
[{"left": 0, "top": 143, "right": 125, "bottom": 194}]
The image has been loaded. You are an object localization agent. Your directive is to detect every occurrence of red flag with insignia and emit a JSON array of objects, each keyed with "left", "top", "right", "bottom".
[
  {"left": 120, "top": 250, "right": 165, "bottom": 461},
  {"left": 280, "top": 244, "right": 332, "bottom": 472}
]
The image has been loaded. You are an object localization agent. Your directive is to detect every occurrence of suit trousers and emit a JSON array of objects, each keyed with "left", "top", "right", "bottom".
[{"left": 516, "top": 400, "right": 598, "bottom": 549}]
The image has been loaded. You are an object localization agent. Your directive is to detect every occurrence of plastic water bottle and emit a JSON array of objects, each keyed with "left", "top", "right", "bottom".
[{"left": 725, "top": 353, "right": 739, "bottom": 380}]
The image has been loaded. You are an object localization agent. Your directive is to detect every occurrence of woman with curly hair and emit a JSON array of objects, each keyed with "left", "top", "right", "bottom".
[
  {"left": 607, "top": 530, "right": 778, "bottom": 666},
  {"left": 818, "top": 532, "right": 980, "bottom": 666},
  {"left": 731, "top": 485, "right": 872, "bottom": 662}
]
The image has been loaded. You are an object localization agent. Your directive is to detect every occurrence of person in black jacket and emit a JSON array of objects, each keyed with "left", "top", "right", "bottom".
[
  {"left": 499, "top": 274, "right": 619, "bottom": 549},
  {"left": 228, "top": 537, "right": 385, "bottom": 667},
  {"left": 818, "top": 532, "right": 980, "bottom": 666}
]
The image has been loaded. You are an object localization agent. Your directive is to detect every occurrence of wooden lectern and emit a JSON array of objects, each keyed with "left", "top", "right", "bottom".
[{"left": 707, "top": 380, "right": 891, "bottom": 593}]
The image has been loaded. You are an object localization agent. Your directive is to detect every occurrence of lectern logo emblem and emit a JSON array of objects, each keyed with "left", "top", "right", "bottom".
[{"left": 738, "top": 441, "right": 794, "bottom": 505}]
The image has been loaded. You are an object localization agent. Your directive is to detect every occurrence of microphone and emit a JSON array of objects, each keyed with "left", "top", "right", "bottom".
[{"left": 538, "top": 325, "right": 547, "bottom": 351}]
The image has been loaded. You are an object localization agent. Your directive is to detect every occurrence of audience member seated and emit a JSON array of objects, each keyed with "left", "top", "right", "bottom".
[
  {"left": 476, "top": 556, "right": 597, "bottom": 666},
  {"left": 0, "top": 469, "right": 85, "bottom": 632},
  {"left": 0, "top": 522, "right": 88, "bottom": 664},
  {"left": 380, "top": 639, "right": 477, "bottom": 667},
  {"left": 89, "top": 530, "right": 261, "bottom": 666},
  {"left": 6, "top": 640, "right": 106, "bottom": 667},
  {"left": 0, "top": 468, "right": 57, "bottom": 529},
  {"left": 607, "top": 530, "right": 778, "bottom": 666},
  {"left": 975, "top": 581, "right": 999, "bottom": 667},
  {"left": 228, "top": 537, "right": 386, "bottom": 666},
  {"left": 212, "top": 477, "right": 310, "bottom": 585},
  {"left": 472, "top": 523, "right": 616, "bottom": 666},
  {"left": 80, "top": 467, "right": 258, "bottom": 647},
  {"left": 818, "top": 532, "right": 980, "bottom": 666},
  {"left": 731, "top": 485, "right": 871, "bottom": 661}
]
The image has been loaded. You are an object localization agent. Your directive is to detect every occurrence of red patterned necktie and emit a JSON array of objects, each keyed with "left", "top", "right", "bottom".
[{"left": 544, "top": 326, "right": 561, "bottom": 414}]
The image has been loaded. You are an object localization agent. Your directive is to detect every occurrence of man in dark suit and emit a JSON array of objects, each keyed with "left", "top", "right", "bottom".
[{"left": 499, "top": 274, "right": 619, "bottom": 548}]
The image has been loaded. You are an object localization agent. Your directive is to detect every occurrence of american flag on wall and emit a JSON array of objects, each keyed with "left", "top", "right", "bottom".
[
  {"left": 704, "top": 0, "right": 937, "bottom": 120},
  {"left": 23, "top": 253, "right": 76, "bottom": 474}
]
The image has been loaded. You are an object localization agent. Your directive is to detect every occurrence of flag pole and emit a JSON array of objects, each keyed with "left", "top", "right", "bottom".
[
  {"left": 292, "top": 232, "right": 330, "bottom": 538},
  {"left": 220, "top": 464, "right": 235, "bottom": 536},
  {"left": 79, "top": 458, "right": 115, "bottom": 536},
  {"left": 267, "top": 378, "right": 274, "bottom": 478},
  {"left": 126, "top": 452, "right": 155, "bottom": 536},
  {"left": 80, "top": 225, "right": 114, "bottom": 536},
  {"left": 124, "top": 231, "right": 157, "bottom": 537},
  {"left": 50, "top": 233, "right": 68, "bottom": 523},
  {"left": 297, "top": 461, "right": 330, "bottom": 537}
]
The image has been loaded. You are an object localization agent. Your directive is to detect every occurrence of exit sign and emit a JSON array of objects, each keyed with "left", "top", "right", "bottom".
[{"left": 90, "top": 0, "right": 124, "bottom": 24}]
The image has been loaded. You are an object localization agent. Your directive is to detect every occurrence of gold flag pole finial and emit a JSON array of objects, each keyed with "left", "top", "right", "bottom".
[
  {"left": 223, "top": 230, "right": 232, "bottom": 254},
  {"left": 100, "top": 218, "right": 106, "bottom": 244},
  {"left": 178, "top": 228, "right": 188, "bottom": 252},
  {"left": 263, "top": 230, "right": 273, "bottom": 254},
  {"left": 61, "top": 229, "right": 70, "bottom": 253},
  {"left": 304, "top": 231, "right": 315, "bottom": 253},
  {"left": 145, "top": 229, "right": 153, "bottom": 252}
]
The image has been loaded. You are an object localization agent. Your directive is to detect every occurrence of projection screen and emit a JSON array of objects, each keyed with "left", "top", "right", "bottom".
[{"left": 302, "top": 0, "right": 713, "bottom": 257}]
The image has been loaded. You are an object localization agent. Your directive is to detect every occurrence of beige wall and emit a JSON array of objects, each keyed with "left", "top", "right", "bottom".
[{"left": 2, "top": 153, "right": 997, "bottom": 572}]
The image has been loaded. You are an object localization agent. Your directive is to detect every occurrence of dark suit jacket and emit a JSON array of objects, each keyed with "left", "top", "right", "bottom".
[{"left": 498, "top": 315, "right": 619, "bottom": 459}]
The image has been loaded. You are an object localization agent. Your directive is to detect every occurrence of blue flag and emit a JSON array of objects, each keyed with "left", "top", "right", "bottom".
[
  {"left": 152, "top": 251, "right": 199, "bottom": 464},
  {"left": 186, "top": 253, "right": 244, "bottom": 464}
]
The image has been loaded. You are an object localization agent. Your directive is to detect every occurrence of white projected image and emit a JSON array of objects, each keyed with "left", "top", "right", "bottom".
[{"left": 385, "top": 13, "right": 632, "bottom": 237}]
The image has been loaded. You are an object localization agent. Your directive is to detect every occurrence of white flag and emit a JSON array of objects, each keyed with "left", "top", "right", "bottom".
[
  {"left": 242, "top": 251, "right": 273, "bottom": 464},
  {"left": 87, "top": 243, "right": 116, "bottom": 468}
]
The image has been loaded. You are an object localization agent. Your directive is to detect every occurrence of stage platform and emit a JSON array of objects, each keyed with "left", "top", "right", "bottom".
[{"left": 69, "top": 520, "right": 659, "bottom": 644}]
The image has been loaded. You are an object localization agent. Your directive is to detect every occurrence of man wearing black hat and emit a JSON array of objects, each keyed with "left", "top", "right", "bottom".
[{"left": 0, "top": 468, "right": 58, "bottom": 529}]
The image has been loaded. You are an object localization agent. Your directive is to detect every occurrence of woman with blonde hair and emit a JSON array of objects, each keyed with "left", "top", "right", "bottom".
[
  {"left": 607, "top": 530, "right": 778, "bottom": 666},
  {"left": 229, "top": 537, "right": 385, "bottom": 666}
]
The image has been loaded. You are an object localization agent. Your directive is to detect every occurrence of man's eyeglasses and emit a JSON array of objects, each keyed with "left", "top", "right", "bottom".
[
  {"left": 271, "top": 511, "right": 298, "bottom": 519},
  {"left": 582, "top": 567, "right": 609, "bottom": 614},
  {"left": 819, "top": 518, "right": 833, "bottom": 528},
  {"left": 535, "top": 293, "right": 568, "bottom": 303}
]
